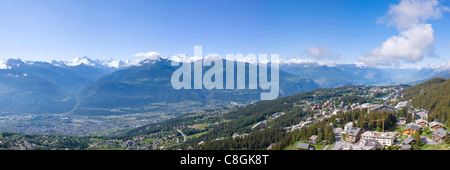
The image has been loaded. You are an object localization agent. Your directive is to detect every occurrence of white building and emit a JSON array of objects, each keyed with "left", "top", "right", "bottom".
[
  {"left": 395, "top": 101, "right": 409, "bottom": 109},
  {"left": 414, "top": 109, "right": 428, "bottom": 120},
  {"left": 252, "top": 120, "right": 268, "bottom": 130},
  {"left": 343, "top": 122, "right": 354, "bottom": 133},
  {"left": 361, "top": 131, "right": 396, "bottom": 147}
]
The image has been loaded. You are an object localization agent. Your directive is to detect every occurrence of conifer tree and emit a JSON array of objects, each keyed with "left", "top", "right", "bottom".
[{"left": 444, "top": 131, "right": 450, "bottom": 144}]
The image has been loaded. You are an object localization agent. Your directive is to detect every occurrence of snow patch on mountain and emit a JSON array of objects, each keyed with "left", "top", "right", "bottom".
[
  {"left": 66, "top": 56, "right": 97, "bottom": 67},
  {"left": 0, "top": 60, "right": 11, "bottom": 69}
]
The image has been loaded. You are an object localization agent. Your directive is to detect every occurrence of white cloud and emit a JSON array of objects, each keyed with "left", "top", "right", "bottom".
[
  {"left": 378, "top": 0, "right": 444, "bottom": 30},
  {"left": 133, "top": 51, "right": 161, "bottom": 60},
  {"left": 358, "top": 24, "right": 435, "bottom": 66},
  {"left": 359, "top": 0, "right": 448, "bottom": 66},
  {"left": 305, "top": 46, "right": 340, "bottom": 60}
]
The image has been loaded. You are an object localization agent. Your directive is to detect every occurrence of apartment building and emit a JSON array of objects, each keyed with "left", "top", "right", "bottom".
[{"left": 361, "top": 131, "right": 396, "bottom": 146}]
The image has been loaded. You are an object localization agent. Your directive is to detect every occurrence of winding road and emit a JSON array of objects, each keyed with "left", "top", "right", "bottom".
[{"left": 176, "top": 128, "right": 187, "bottom": 143}]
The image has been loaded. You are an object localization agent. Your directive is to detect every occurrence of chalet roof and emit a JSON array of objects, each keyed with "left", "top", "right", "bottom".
[
  {"left": 430, "top": 121, "right": 443, "bottom": 128},
  {"left": 309, "top": 135, "right": 318, "bottom": 141},
  {"left": 433, "top": 129, "right": 447, "bottom": 138},
  {"left": 346, "top": 127, "right": 362, "bottom": 136},
  {"left": 404, "top": 123, "right": 419, "bottom": 131},
  {"left": 400, "top": 145, "right": 411, "bottom": 150},
  {"left": 403, "top": 138, "right": 415, "bottom": 144},
  {"left": 296, "top": 142, "right": 311, "bottom": 150},
  {"left": 415, "top": 119, "right": 428, "bottom": 124},
  {"left": 344, "top": 122, "right": 354, "bottom": 128},
  {"left": 361, "top": 131, "right": 396, "bottom": 139},
  {"left": 370, "top": 105, "right": 398, "bottom": 112},
  {"left": 414, "top": 110, "right": 428, "bottom": 119}
]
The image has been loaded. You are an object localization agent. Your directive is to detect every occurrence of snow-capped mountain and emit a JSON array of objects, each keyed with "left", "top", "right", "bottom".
[
  {"left": 48, "top": 56, "right": 142, "bottom": 69},
  {"left": 98, "top": 58, "right": 126, "bottom": 68},
  {"left": 66, "top": 56, "right": 98, "bottom": 67},
  {"left": 0, "top": 60, "right": 11, "bottom": 69},
  {"left": 2, "top": 55, "right": 450, "bottom": 89}
]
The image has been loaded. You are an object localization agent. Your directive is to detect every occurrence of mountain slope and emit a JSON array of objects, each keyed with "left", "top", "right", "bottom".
[
  {"left": 73, "top": 59, "right": 320, "bottom": 115},
  {"left": 0, "top": 70, "right": 77, "bottom": 114},
  {"left": 0, "top": 58, "right": 115, "bottom": 114},
  {"left": 280, "top": 63, "right": 392, "bottom": 88},
  {"left": 402, "top": 77, "right": 450, "bottom": 121},
  {"left": 6, "top": 59, "right": 93, "bottom": 92}
]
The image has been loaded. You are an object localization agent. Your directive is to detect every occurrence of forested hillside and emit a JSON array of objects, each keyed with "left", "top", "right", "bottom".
[{"left": 402, "top": 77, "right": 450, "bottom": 122}]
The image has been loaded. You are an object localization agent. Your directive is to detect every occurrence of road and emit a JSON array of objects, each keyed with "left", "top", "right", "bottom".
[
  {"left": 176, "top": 128, "right": 187, "bottom": 143},
  {"left": 331, "top": 128, "right": 344, "bottom": 150}
]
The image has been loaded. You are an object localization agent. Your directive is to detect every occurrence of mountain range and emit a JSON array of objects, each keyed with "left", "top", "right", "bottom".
[
  {"left": 0, "top": 56, "right": 449, "bottom": 115},
  {"left": 0, "top": 57, "right": 320, "bottom": 115},
  {"left": 278, "top": 59, "right": 450, "bottom": 88}
]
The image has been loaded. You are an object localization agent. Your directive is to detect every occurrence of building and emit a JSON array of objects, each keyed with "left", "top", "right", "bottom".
[
  {"left": 403, "top": 123, "right": 420, "bottom": 136},
  {"left": 429, "top": 121, "right": 444, "bottom": 131},
  {"left": 395, "top": 101, "right": 409, "bottom": 109},
  {"left": 415, "top": 119, "right": 429, "bottom": 128},
  {"left": 332, "top": 109, "right": 343, "bottom": 115},
  {"left": 355, "top": 139, "right": 378, "bottom": 150},
  {"left": 309, "top": 135, "right": 318, "bottom": 144},
  {"left": 399, "top": 145, "right": 412, "bottom": 150},
  {"left": 232, "top": 133, "right": 240, "bottom": 139},
  {"left": 369, "top": 105, "right": 398, "bottom": 113},
  {"left": 252, "top": 120, "right": 268, "bottom": 130},
  {"left": 361, "top": 103, "right": 374, "bottom": 109},
  {"left": 345, "top": 127, "right": 363, "bottom": 143},
  {"left": 398, "top": 117, "right": 407, "bottom": 125},
  {"left": 361, "top": 131, "right": 396, "bottom": 146},
  {"left": 432, "top": 129, "right": 447, "bottom": 143},
  {"left": 414, "top": 109, "right": 428, "bottom": 120},
  {"left": 296, "top": 142, "right": 314, "bottom": 150},
  {"left": 402, "top": 138, "right": 416, "bottom": 145},
  {"left": 343, "top": 122, "right": 354, "bottom": 132}
]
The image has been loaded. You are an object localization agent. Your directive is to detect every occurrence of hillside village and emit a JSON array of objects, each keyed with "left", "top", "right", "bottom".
[
  {"left": 284, "top": 87, "right": 449, "bottom": 150},
  {"left": 0, "top": 84, "right": 449, "bottom": 150},
  {"left": 202, "top": 85, "right": 449, "bottom": 151}
]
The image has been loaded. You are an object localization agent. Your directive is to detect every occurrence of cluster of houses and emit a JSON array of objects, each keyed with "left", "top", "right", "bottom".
[
  {"left": 286, "top": 88, "right": 448, "bottom": 150},
  {"left": 338, "top": 118, "right": 447, "bottom": 150},
  {"left": 231, "top": 132, "right": 249, "bottom": 139},
  {"left": 340, "top": 122, "right": 397, "bottom": 150},
  {"left": 286, "top": 112, "right": 332, "bottom": 132},
  {"left": 326, "top": 100, "right": 447, "bottom": 150},
  {"left": 403, "top": 119, "right": 446, "bottom": 139}
]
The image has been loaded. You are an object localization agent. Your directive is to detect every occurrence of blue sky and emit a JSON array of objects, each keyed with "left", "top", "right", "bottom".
[{"left": 0, "top": 0, "right": 449, "bottom": 67}]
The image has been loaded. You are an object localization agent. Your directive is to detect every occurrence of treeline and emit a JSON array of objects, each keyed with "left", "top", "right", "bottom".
[
  {"left": 194, "top": 128, "right": 286, "bottom": 150},
  {"left": 122, "top": 112, "right": 208, "bottom": 136},
  {"left": 338, "top": 95, "right": 374, "bottom": 106},
  {"left": 403, "top": 77, "right": 450, "bottom": 123},
  {"left": 270, "top": 118, "right": 335, "bottom": 150},
  {"left": 0, "top": 132, "right": 90, "bottom": 150},
  {"left": 175, "top": 90, "right": 322, "bottom": 149},
  {"left": 269, "top": 109, "right": 314, "bottom": 128}
]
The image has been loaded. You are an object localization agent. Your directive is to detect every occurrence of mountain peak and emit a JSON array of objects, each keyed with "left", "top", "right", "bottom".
[
  {"left": 66, "top": 56, "right": 96, "bottom": 66},
  {"left": 100, "top": 58, "right": 125, "bottom": 68}
]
